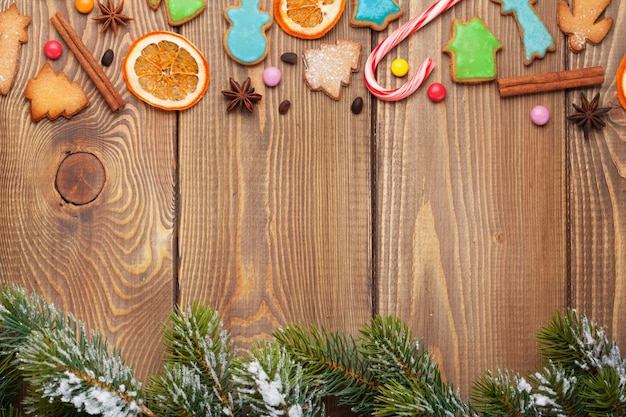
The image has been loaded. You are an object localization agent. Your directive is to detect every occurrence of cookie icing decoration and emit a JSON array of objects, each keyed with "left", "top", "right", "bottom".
[
  {"left": 165, "top": 0, "right": 205, "bottom": 26},
  {"left": 557, "top": 0, "right": 613, "bottom": 53},
  {"left": 351, "top": 0, "right": 403, "bottom": 31},
  {"left": 224, "top": 0, "right": 272, "bottom": 66},
  {"left": 147, "top": 0, "right": 160, "bottom": 10},
  {"left": 443, "top": 17, "right": 502, "bottom": 83},
  {"left": 491, "top": 0, "right": 555, "bottom": 65},
  {"left": 303, "top": 39, "right": 361, "bottom": 100},
  {"left": 0, "top": 3, "right": 31, "bottom": 96}
]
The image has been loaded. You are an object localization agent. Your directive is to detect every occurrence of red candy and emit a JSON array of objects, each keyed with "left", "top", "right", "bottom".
[
  {"left": 44, "top": 40, "right": 63, "bottom": 60},
  {"left": 427, "top": 82, "right": 446, "bottom": 102}
]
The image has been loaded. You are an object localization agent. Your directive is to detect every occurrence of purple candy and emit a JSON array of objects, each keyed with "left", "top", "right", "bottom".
[
  {"left": 530, "top": 105, "right": 550, "bottom": 126},
  {"left": 262, "top": 66, "right": 282, "bottom": 87}
]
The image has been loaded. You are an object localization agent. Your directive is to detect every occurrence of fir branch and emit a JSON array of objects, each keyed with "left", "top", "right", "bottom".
[
  {"left": 470, "top": 370, "right": 539, "bottom": 417},
  {"left": 537, "top": 309, "right": 623, "bottom": 374},
  {"left": 0, "top": 405, "right": 23, "bottom": 417},
  {"left": 147, "top": 303, "right": 237, "bottom": 416},
  {"left": 273, "top": 323, "right": 375, "bottom": 414},
  {"left": 232, "top": 341, "right": 324, "bottom": 417},
  {"left": 579, "top": 366, "right": 626, "bottom": 417},
  {"left": 17, "top": 326, "right": 151, "bottom": 417},
  {"left": 529, "top": 361, "right": 585, "bottom": 417},
  {"left": 0, "top": 353, "right": 20, "bottom": 409}
]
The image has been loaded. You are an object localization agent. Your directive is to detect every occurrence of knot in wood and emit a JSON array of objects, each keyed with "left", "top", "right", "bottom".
[{"left": 55, "top": 152, "right": 105, "bottom": 205}]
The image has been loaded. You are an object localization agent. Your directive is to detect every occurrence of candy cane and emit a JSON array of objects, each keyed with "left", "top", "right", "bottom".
[{"left": 364, "top": 0, "right": 464, "bottom": 101}]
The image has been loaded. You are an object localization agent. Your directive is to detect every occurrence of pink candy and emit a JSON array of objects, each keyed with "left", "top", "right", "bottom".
[
  {"left": 262, "top": 66, "right": 282, "bottom": 87},
  {"left": 364, "top": 0, "right": 464, "bottom": 101}
]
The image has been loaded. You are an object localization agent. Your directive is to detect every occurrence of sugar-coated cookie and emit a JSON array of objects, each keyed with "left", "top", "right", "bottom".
[
  {"left": 302, "top": 39, "right": 361, "bottom": 100},
  {"left": 557, "top": 0, "right": 613, "bottom": 53},
  {"left": 490, "top": 0, "right": 555, "bottom": 65},
  {"left": 443, "top": 17, "right": 502, "bottom": 83},
  {"left": 224, "top": 0, "right": 272, "bottom": 66},
  {"left": 25, "top": 63, "right": 89, "bottom": 121},
  {"left": 350, "top": 0, "right": 403, "bottom": 31},
  {"left": 0, "top": 3, "right": 30, "bottom": 96}
]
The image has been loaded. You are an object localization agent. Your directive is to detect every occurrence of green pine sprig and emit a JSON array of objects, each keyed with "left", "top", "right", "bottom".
[
  {"left": 146, "top": 303, "right": 237, "bottom": 416},
  {"left": 232, "top": 341, "right": 324, "bottom": 416}
]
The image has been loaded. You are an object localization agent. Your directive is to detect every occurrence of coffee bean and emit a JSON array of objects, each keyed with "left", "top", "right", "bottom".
[
  {"left": 279, "top": 100, "right": 291, "bottom": 114},
  {"left": 280, "top": 52, "right": 298, "bottom": 65},
  {"left": 351, "top": 97, "right": 364, "bottom": 114},
  {"left": 101, "top": 49, "right": 114, "bottom": 67}
]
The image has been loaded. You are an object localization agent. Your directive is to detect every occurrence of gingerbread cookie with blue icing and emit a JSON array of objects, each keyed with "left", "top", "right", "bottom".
[
  {"left": 491, "top": 0, "right": 555, "bottom": 65},
  {"left": 350, "top": 0, "right": 402, "bottom": 31},
  {"left": 224, "top": 0, "right": 272, "bottom": 66}
]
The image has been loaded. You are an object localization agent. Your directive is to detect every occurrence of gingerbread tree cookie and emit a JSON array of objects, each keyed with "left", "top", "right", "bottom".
[
  {"left": 302, "top": 39, "right": 361, "bottom": 100},
  {"left": 0, "top": 3, "right": 31, "bottom": 95},
  {"left": 25, "top": 63, "right": 89, "bottom": 121}
]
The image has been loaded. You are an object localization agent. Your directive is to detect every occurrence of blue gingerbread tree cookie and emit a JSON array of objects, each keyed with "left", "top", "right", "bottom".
[
  {"left": 350, "top": 0, "right": 403, "bottom": 31},
  {"left": 224, "top": 0, "right": 272, "bottom": 66}
]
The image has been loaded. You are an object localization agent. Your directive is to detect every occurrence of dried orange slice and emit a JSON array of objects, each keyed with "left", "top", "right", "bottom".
[
  {"left": 617, "top": 56, "right": 626, "bottom": 110},
  {"left": 123, "top": 31, "right": 209, "bottom": 111},
  {"left": 275, "top": 0, "right": 345, "bottom": 40}
]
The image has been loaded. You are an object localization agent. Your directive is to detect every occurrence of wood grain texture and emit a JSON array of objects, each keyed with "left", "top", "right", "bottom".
[
  {"left": 374, "top": 0, "right": 566, "bottom": 394},
  {"left": 0, "top": 1, "right": 176, "bottom": 380},
  {"left": 177, "top": 2, "right": 373, "bottom": 345},
  {"left": 568, "top": 1, "right": 626, "bottom": 352}
]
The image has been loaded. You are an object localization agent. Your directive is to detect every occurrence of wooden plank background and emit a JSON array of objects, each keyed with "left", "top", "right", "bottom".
[{"left": 0, "top": 0, "right": 624, "bottom": 408}]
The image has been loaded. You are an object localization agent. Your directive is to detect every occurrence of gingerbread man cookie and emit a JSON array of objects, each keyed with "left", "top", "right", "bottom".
[{"left": 224, "top": 0, "right": 272, "bottom": 65}]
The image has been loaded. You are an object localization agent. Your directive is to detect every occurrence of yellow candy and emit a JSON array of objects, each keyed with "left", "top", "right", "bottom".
[
  {"left": 391, "top": 58, "right": 409, "bottom": 77},
  {"left": 75, "top": 0, "right": 94, "bottom": 14}
]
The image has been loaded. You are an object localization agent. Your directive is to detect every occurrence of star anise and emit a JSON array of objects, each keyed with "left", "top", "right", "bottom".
[
  {"left": 567, "top": 92, "right": 610, "bottom": 140},
  {"left": 92, "top": 0, "right": 133, "bottom": 35},
  {"left": 222, "top": 77, "right": 262, "bottom": 113}
]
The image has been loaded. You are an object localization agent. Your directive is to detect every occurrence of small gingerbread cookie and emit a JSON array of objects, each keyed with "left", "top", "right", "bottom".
[
  {"left": 224, "top": 0, "right": 272, "bottom": 66},
  {"left": 0, "top": 3, "right": 31, "bottom": 96},
  {"left": 557, "top": 0, "right": 613, "bottom": 53},
  {"left": 350, "top": 0, "right": 403, "bottom": 31},
  {"left": 491, "top": 0, "right": 555, "bottom": 65},
  {"left": 25, "top": 63, "right": 89, "bottom": 121},
  {"left": 147, "top": 0, "right": 160, "bottom": 10},
  {"left": 302, "top": 39, "right": 361, "bottom": 100},
  {"left": 165, "top": 0, "right": 206, "bottom": 26},
  {"left": 443, "top": 17, "right": 502, "bottom": 83}
]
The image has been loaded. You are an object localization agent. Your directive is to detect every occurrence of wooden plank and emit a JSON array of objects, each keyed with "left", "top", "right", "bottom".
[
  {"left": 0, "top": 1, "right": 176, "bottom": 380},
  {"left": 178, "top": 2, "right": 372, "bottom": 345},
  {"left": 374, "top": 0, "right": 566, "bottom": 394},
  {"left": 567, "top": 2, "right": 626, "bottom": 350}
]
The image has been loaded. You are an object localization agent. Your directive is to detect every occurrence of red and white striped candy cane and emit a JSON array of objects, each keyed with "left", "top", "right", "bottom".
[{"left": 364, "top": 0, "right": 464, "bottom": 101}]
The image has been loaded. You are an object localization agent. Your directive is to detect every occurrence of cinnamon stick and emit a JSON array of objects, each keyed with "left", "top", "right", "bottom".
[
  {"left": 497, "top": 66, "right": 604, "bottom": 97},
  {"left": 50, "top": 11, "right": 125, "bottom": 112}
]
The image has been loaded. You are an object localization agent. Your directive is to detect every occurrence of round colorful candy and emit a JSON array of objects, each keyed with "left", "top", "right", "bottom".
[
  {"left": 75, "top": 0, "right": 94, "bottom": 14},
  {"left": 530, "top": 105, "right": 550, "bottom": 126},
  {"left": 262, "top": 66, "right": 282, "bottom": 87},
  {"left": 427, "top": 82, "right": 446, "bottom": 102},
  {"left": 391, "top": 58, "right": 409, "bottom": 77},
  {"left": 44, "top": 40, "right": 63, "bottom": 60}
]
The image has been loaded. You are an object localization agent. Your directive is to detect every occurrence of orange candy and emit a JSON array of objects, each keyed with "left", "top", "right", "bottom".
[{"left": 75, "top": 0, "right": 94, "bottom": 14}]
